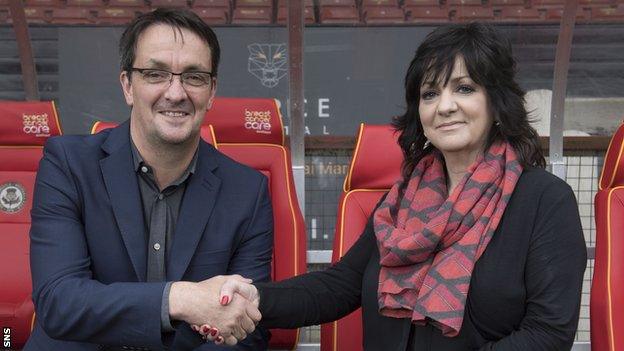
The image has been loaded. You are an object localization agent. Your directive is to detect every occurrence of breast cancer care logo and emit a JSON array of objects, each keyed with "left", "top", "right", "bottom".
[
  {"left": 0, "top": 182, "right": 26, "bottom": 213},
  {"left": 248, "top": 43, "right": 287, "bottom": 88}
]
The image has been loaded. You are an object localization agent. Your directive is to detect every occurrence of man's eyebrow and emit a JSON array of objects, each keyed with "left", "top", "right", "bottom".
[{"left": 144, "top": 59, "right": 209, "bottom": 72}]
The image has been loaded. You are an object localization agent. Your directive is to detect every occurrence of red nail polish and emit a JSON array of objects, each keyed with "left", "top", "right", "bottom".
[
  {"left": 216, "top": 336, "right": 224, "bottom": 343},
  {"left": 202, "top": 325, "right": 209, "bottom": 334},
  {"left": 210, "top": 328, "right": 218, "bottom": 337},
  {"left": 221, "top": 296, "right": 229, "bottom": 305}
]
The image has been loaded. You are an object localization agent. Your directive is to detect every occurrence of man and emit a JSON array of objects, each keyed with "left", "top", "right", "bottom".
[{"left": 26, "top": 8, "right": 272, "bottom": 350}]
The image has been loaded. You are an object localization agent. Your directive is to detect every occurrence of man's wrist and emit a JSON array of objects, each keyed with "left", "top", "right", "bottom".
[{"left": 168, "top": 281, "right": 193, "bottom": 321}]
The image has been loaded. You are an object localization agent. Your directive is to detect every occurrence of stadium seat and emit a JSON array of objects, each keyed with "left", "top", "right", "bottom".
[
  {"left": 448, "top": 0, "right": 485, "bottom": 6},
  {"left": 277, "top": 6, "right": 316, "bottom": 24},
  {"left": 193, "top": 0, "right": 229, "bottom": 7},
  {"left": 362, "top": 0, "right": 400, "bottom": 7},
  {"left": 497, "top": 6, "right": 543, "bottom": 21},
  {"left": 232, "top": 6, "right": 272, "bottom": 24},
  {"left": 453, "top": 6, "right": 495, "bottom": 20},
  {"left": 363, "top": 6, "right": 405, "bottom": 23},
  {"left": 150, "top": 0, "right": 190, "bottom": 8},
  {"left": 236, "top": 0, "right": 272, "bottom": 7},
  {"left": 50, "top": 7, "right": 94, "bottom": 24},
  {"left": 24, "top": 0, "right": 61, "bottom": 6},
  {"left": 490, "top": 0, "right": 526, "bottom": 5},
  {"left": 95, "top": 7, "right": 140, "bottom": 24},
  {"left": 319, "top": 6, "right": 361, "bottom": 24},
  {"left": 592, "top": 121, "right": 624, "bottom": 351},
  {"left": 545, "top": 6, "right": 590, "bottom": 21},
  {"left": 319, "top": 0, "right": 357, "bottom": 7},
  {"left": 319, "top": 123, "right": 403, "bottom": 351},
  {"left": 0, "top": 101, "right": 62, "bottom": 350},
  {"left": 193, "top": 7, "right": 229, "bottom": 24},
  {"left": 66, "top": 0, "right": 104, "bottom": 5},
  {"left": 403, "top": 0, "right": 442, "bottom": 6},
  {"left": 406, "top": 6, "right": 449, "bottom": 22},
  {"left": 21, "top": 7, "right": 52, "bottom": 23},
  {"left": 204, "top": 97, "right": 307, "bottom": 350},
  {"left": 591, "top": 5, "right": 624, "bottom": 21},
  {"left": 107, "top": 0, "right": 147, "bottom": 7}
]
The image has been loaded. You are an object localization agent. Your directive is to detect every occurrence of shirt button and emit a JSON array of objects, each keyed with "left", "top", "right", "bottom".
[
  {"left": 153, "top": 243, "right": 161, "bottom": 251},
  {"left": 158, "top": 194, "right": 164, "bottom": 200},
  {"left": 141, "top": 166, "right": 148, "bottom": 173}
]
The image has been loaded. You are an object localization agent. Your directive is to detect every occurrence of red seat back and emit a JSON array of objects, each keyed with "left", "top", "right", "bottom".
[
  {"left": 90, "top": 121, "right": 217, "bottom": 146},
  {"left": 592, "top": 121, "right": 624, "bottom": 351},
  {"left": 320, "top": 124, "right": 403, "bottom": 351},
  {"left": 204, "top": 97, "right": 306, "bottom": 350},
  {"left": 0, "top": 101, "right": 62, "bottom": 349}
]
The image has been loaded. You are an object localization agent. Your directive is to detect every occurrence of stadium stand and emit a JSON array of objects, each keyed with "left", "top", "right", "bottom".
[
  {"left": 592, "top": 122, "right": 624, "bottom": 351},
  {"left": 363, "top": 6, "right": 406, "bottom": 23},
  {"left": 232, "top": 6, "right": 272, "bottom": 24},
  {"left": 0, "top": 101, "right": 62, "bottom": 350},
  {"left": 319, "top": 124, "right": 403, "bottom": 351},
  {"left": 319, "top": 6, "right": 360, "bottom": 24},
  {"left": 276, "top": 5, "right": 316, "bottom": 24}
]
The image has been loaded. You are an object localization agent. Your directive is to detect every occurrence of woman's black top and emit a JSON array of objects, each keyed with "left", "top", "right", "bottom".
[{"left": 256, "top": 168, "right": 587, "bottom": 351}]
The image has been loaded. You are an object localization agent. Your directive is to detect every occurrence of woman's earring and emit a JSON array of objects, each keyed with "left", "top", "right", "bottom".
[{"left": 423, "top": 139, "right": 431, "bottom": 149}]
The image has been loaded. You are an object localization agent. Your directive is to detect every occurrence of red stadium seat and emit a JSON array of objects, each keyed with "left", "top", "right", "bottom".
[
  {"left": 363, "top": 6, "right": 405, "bottom": 23},
  {"left": 448, "top": 0, "right": 485, "bottom": 5},
  {"left": 320, "top": 124, "right": 403, "bottom": 351},
  {"left": 277, "top": 6, "right": 316, "bottom": 24},
  {"left": 236, "top": 0, "right": 272, "bottom": 7},
  {"left": 22, "top": 7, "right": 52, "bottom": 24},
  {"left": 23, "top": 0, "right": 61, "bottom": 6},
  {"left": 204, "top": 97, "right": 307, "bottom": 350},
  {"left": 545, "top": 6, "right": 590, "bottom": 21},
  {"left": 231, "top": 7, "right": 272, "bottom": 24},
  {"left": 362, "top": 0, "right": 400, "bottom": 7},
  {"left": 95, "top": 7, "right": 141, "bottom": 24},
  {"left": 591, "top": 5, "right": 624, "bottom": 21},
  {"left": 278, "top": 0, "right": 314, "bottom": 6},
  {"left": 0, "top": 101, "right": 62, "bottom": 350},
  {"left": 193, "top": 7, "right": 229, "bottom": 24},
  {"left": 319, "top": 0, "right": 357, "bottom": 7},
  {"left": 66, "top": 0, "right": 104, "bottom": 5},
  {"left": 50, "top": 7, "right": 94, "bottom": 24},
  {"left": 453, "top": 6, "right": 495, "bottom": 20},
  {"left": 403, "top": 0, "right": 442, "bottom": 6},
  {"left": 150, "top": 0, "right": 189, "bottom": 8},
  {"left": 192, "top": 0, "right": 229, "bottom": 7},
  {"left": 490, "top": 0, "right": 526, "bottom": 5},
  {"left": 319, "top": 6, "right": 361, "bottom": 24},
  {"left": 406, "top": 6, "right": 449, "bottom": 22},
  {"left": 592, "top": 121, "right": 624, "bottom": 351},
  {"left": 497, "top": 6, "right": 544, "bottom": 21},
  {"left": 107, "top": 0, "right": 147, "bottom": 7}
]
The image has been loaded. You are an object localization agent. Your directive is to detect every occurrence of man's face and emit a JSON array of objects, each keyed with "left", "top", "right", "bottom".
[{"left": 120, "top": 24, "right": 216, "bottom": 147}]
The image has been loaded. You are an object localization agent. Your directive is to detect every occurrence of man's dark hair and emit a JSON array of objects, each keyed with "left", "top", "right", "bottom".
[
  {"left": 393, "top": 22, "right": 545, "bottom": 183},
  {"left": 119, "top": 8, "right": 220, "bottom": 76}
]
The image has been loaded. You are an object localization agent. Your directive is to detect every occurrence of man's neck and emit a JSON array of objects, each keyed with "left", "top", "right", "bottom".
[{"left": 131, "top": 129, "right": 198, "bottom": 190}]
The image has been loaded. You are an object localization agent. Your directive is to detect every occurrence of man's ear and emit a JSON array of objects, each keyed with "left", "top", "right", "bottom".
[{"left": 120, "top": 70, "right": 134, "bottom": 107}]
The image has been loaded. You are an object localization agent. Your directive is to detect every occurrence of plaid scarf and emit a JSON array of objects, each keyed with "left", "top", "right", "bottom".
[{"left": 373, "top": 140, "right": 522, "bottom": 337}]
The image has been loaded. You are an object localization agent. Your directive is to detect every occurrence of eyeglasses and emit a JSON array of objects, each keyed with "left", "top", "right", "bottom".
[{"left": 130, "top": 68, "right": 214, "bottom": 88}]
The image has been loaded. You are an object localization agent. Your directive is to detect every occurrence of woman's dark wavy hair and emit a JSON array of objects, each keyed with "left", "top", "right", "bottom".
[{"left": 393, "top": 22, "right": 545, "bottom": 183}]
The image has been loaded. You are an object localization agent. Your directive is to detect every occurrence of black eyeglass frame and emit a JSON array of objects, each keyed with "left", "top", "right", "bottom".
[{"left": 129, "top": 67, "right": 215, "bottom": 87}]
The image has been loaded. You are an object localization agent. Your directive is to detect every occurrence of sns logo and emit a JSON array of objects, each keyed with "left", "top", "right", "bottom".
[
  {"left": 3, "top": 327, "right": 10, "bottom": 348},
  {"left": 22, "top": 112, "right": 51, "bottom": 137},
  {"left": 244, "top": 109, "right": 272, "bottom": 135}
]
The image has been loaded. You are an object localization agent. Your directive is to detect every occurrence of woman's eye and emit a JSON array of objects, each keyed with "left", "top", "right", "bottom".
[
  {"left": 421, "top": 91, "right": 437, "bottom": 100},
  {"left": 457, "top": 85, "right": 475, "bottom": 94}
]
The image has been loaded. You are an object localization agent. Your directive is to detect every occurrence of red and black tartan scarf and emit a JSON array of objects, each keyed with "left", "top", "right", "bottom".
[{"left": 373, "top": 140, "right": 522, "bottom": 337}]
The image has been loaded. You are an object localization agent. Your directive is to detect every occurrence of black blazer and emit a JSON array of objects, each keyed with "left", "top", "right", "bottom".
[{"left": 257, "top": 167, "right": 587, "bottom": 351}]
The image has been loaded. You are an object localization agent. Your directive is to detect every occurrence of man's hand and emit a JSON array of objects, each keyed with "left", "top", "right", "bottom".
[
  {"left": 169, "top": 275, "right": 261, "bottom": 345},
  {"left": 193, "top": 275, "right": 261, "bottom": 345}
]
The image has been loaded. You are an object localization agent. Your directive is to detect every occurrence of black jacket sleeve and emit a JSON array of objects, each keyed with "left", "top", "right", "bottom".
[
  {"left": 256, "top": 215, "right": 377, "bottom": 329},
  {"left": 479, "top": 182, "right": 587, "bottom": 350}
]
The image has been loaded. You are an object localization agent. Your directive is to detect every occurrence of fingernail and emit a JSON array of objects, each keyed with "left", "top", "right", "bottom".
[
  {"left": 210, "top": 328, "right": 218, "bottom": 337},
  {"left": 216, "top": 336, "right": 224, "bottom": 343},
  {"left": 221, "top": 296, "right": 229, "bottom": 305},
  {"left": 202, "top": 325, "right": 209, "bottom": 334}
]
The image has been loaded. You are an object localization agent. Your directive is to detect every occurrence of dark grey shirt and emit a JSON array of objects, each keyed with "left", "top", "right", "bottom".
[{"left": 130, "top": 141, "right": 197, "bottom": 332}]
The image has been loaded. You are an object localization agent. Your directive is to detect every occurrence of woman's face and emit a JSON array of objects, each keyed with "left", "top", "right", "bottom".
[{"left": 418, "top": 57, "right": 493, "bottom": 160}]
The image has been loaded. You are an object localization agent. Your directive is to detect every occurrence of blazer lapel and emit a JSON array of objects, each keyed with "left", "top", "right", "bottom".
[
  {"left": 167, "top": 141, "right": 221, "bottom": 281},
  {"left": 100, "top": 121, "right": 147, "bottom": 281}
]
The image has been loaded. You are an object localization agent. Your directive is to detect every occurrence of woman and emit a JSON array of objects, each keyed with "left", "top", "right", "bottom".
[{"left": 202, "top": 23, "right": 587, "bottom": 350}]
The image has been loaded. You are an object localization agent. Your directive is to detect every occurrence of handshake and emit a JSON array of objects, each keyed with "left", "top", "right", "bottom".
[{"left": 169, "top": 275, "right": 260, "bottom": 346}]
